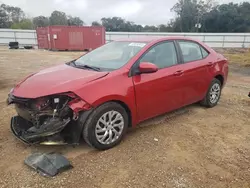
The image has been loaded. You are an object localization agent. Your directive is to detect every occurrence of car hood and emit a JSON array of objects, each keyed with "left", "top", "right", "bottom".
[{"left": 12, "top": 64, "right": 109, "bottom": 98}]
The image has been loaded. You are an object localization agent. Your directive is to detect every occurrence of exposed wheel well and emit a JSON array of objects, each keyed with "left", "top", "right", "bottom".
[
  {"left": 215, "top": 75, "right": 224, "bottom": 86},
  {"left": 111, "top": 100, "right": 132, "bottom": 127}
]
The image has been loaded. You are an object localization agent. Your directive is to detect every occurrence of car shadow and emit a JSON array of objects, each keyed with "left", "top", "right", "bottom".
[
  {"left": 26, "top": 103, "right": 205, "bottom": 155},
  {"left": 126, "top": 103, "right": 203, "bottom": 137},
  {"left": 28, "top": 139, "right": 95, "bottom": 158}
]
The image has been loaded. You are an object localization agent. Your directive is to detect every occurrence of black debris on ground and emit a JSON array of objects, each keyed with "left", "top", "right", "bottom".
[{"left": 24, "top": 152, "right": 73, "bottom": 177}]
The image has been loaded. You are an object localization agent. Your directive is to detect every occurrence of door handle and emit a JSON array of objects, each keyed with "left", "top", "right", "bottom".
[{"left": 174, "top": 70, "right": 184, "bottom": 76}]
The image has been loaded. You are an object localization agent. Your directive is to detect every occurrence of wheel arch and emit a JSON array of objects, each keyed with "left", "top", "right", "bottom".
[
  {"left": 214, "top": 74, "right": 224, "bottom": 86},
  {"left": 91, "top": 96, "right": 135, "bottom": 128},
  {"left": 110, "top": 100, "right": 132, "bottom": 128}
]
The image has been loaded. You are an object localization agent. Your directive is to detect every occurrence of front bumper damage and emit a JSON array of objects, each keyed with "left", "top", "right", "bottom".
[
  {"left": 7, "top": 93, "right": 93, "bottom": 145},
  {"left": 11, "top": 116, "right": 70, "bottom": 144}
]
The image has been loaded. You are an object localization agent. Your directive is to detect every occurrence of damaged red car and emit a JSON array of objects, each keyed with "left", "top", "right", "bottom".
[{"left": 7, "top": 37, "right": 228, "bottom": 150}]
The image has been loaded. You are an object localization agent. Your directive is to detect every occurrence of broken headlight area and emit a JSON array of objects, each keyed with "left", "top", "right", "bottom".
[{"left": 8, "top": 93, "right": 91, "bottom": 145}]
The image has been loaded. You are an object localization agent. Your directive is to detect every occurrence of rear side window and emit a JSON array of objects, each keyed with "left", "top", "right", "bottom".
[
  {"left": 200, "top": 47, "right": 209, "bottom": 58},
  {"left": 178, "top": 41, "right": 208, "bottom": 63}
]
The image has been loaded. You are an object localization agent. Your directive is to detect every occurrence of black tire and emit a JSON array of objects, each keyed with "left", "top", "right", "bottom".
[
  {"left": 83, "top": 102, "right": 128, "bottom": 150},
  {"left": 201, "top": 78, "right": 222, "bottom": 108}
]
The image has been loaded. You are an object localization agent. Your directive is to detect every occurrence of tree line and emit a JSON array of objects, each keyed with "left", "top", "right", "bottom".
[
  {"left": 0, "top": 4, "right": 84, "bottom": 29},
  {"left": 0, "top": 0, "right": 250, "bottom": 32}
]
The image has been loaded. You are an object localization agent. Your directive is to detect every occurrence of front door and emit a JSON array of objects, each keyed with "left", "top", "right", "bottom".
[{"left": 132, "top": 41, "right": 185, "bottom": 122}]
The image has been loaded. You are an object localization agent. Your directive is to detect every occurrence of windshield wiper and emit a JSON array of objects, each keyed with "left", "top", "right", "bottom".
[
  {"left": 67, "top": 60, "right": 101, "bottom": 71},
  {"left": 67, "top": 60, "right": 77, "bottom": 66},
  {"left": 76, "top": 64, "right": 101, "bottom": 71}
]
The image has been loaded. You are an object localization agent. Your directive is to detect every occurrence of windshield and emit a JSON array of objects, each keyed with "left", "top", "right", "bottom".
[{"left": 74, "top": 41, "right": 147, "bottom": 71}]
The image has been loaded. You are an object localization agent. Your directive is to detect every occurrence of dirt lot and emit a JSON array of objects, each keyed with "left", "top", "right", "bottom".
[{"left": 0, "top": 47, "right": 249, "bottom": 188}]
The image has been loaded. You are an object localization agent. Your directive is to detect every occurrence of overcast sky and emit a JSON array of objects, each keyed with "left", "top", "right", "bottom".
[{"left": 0, "top": 0, "right": 249, "bottom": 25}]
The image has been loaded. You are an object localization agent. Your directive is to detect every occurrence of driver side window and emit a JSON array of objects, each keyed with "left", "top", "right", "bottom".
[{"left": 140, "top": 41, "right": 178, "bottom": 69}]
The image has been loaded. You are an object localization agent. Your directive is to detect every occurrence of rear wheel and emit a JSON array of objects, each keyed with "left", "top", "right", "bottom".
[
  {"left": 83, "top": 102, "right": 128, "bottom": 150},
  {"left": 201, "top": 78, "right": 222, "bottom": 108}
]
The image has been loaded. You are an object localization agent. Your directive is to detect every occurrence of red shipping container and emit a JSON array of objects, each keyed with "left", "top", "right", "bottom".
[{"left": 36, "top": 26, "right": 106, "bottom": 51}]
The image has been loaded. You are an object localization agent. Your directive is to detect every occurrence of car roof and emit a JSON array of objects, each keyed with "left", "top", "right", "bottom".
[{"left": 115, "top": 36, "right": 199, "bottom": 43}]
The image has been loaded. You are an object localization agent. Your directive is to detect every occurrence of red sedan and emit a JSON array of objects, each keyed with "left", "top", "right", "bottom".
[{"left": 7, "top": 37, "right": 228, "bottom": 150}]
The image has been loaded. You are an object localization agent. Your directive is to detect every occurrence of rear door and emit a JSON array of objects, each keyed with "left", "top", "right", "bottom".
[
  {"left": 132, "top": 41, "right": 185, "bottom": 122},
  {"left": 176, "top": 40, "right": 213, "bottom": 105}
]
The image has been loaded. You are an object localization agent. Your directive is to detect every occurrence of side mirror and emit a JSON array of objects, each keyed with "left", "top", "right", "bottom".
[{"left": 139, "top": 62, "right": 158, "bottom": 74}]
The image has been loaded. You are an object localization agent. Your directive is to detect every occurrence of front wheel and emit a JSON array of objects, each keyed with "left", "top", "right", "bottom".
[
  {"left": 83, "top": 102, "right": 128, "bottom": 150},
  {"left": 201, "top": 78, "right": 222, "bottom": 108}
]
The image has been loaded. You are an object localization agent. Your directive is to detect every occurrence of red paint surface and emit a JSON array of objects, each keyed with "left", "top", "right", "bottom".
[
  {"left": 139, "top": 62, "right": 158, "bottom": 73},
  {"left": 12, "top": 37, "right": 229, "bottom": 127},
  {"left": 68, "top": 98, "right": 92, "bottom": 113},
  {"left": 36, "top": 26, "right": 106, "bottom": 51}
]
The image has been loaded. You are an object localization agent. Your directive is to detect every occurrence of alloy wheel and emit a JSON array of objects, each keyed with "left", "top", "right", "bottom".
[{"left": 95, "top": 110, "right": 124, "bottom": 145}]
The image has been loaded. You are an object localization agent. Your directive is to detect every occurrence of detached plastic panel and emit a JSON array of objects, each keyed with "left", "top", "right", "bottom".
[{"left": 24, "top": 152, "right": 73, "bottom": 177}]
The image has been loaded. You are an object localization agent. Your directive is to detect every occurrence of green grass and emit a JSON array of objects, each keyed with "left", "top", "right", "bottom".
[{"left": 223, "top": 50, "right": 250, "bottom": 67}]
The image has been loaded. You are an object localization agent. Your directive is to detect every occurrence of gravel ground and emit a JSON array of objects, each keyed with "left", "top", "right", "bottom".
[{"left": 0, "top": 47, "right": 249, "bottom": 188}]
